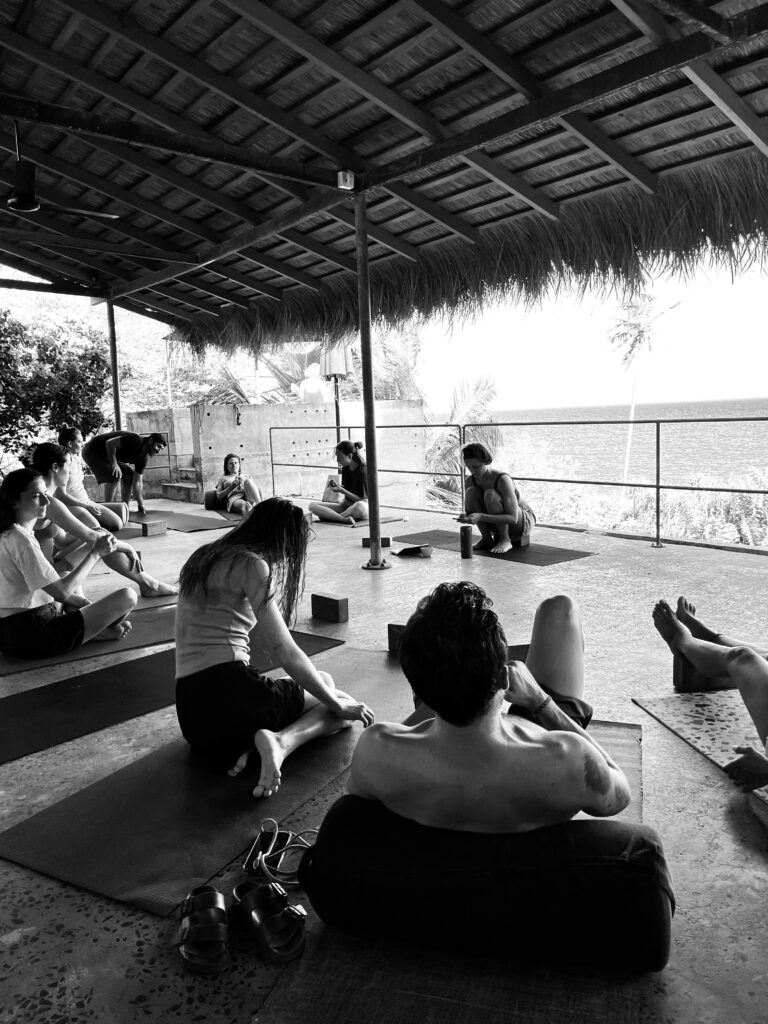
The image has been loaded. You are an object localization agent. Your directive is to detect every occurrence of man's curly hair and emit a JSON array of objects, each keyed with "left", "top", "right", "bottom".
[{"left": 399, "top": 581, "right": 508, "bottom": 726}]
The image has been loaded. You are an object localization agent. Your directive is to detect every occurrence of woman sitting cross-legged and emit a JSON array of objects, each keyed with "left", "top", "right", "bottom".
[
  {"left": 460, "top": 441, "right": 536, "bottom": 554},
  {"left": 215, "top": 453, "right": 262, "bottom": 515},
  {"left": 308, "top": 440, "right": 368, "bottom": 527},
  {"left": 30, "top": 442, "right": 177, "bottom": 599},
  {"left": 0, "top": 469, "right": 136, "bottom": 658},
  {"left": 175, "top": 497, "right": 374, "bottom": 798}
]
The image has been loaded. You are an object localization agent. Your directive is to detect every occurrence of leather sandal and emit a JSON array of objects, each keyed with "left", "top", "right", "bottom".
[
  {"left": 232, "top": 880, "right": 307, "bottom": 963},
  {"left": 175, "top": 885, "right": 230, "bottom": 974}
]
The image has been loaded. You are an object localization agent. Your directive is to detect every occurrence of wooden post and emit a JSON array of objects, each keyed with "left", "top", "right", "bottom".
[
  {"left": 354, "top": 193, "right": 388, "bottom": 570},
  {"left": 105, "top": 295, "right": 122, "bottom": 429}
]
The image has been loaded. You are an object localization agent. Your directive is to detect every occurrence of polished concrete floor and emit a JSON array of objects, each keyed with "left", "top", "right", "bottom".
[{"left": 1, "top": 499, "right": 767, "bottom": 1024}]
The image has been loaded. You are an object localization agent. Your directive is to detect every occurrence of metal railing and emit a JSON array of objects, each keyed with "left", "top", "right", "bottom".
[{"left": 269, "top": 416, "right": 768, "bottom": 547}]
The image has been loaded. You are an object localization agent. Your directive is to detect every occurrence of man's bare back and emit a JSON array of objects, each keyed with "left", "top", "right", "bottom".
[{"left": 349, "top": 673, "right": 630, "bottom": 833}]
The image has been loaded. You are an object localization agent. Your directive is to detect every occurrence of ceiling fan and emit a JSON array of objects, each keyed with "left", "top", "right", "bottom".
[{"left": 5, "top": 121, "right": 119, "bottom": 219}]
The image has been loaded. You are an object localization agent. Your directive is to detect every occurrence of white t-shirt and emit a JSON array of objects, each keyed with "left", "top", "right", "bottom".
[
  {"left": 175, "top": 552, "right": 266, "bottom": 677},
  {"left": 66, "top": 454, "right": 89, "bottom": 503},
  {"left": 0, "top": 524, "right": 59, "bottom": 616}
]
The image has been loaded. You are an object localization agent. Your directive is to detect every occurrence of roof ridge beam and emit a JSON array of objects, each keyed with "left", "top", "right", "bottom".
[
  {"left": 647, "top": 0, "right": 734, "bottom": 43},
  {"left": 225, "top": 0, "right": 443, "bottom": 142}
]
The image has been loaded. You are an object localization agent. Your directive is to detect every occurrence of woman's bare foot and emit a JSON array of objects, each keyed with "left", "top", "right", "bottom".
[
  {"left": 252, "top": 729, "right": 288, "bottom": 798},
  {"left": 652, "top": 599, "right": 691, "bottom": 654},
  {"left": 139, "top": 578, "right": 179, "bottom": 598},
  {"left": 725, "top": 745, "right": 768, "bottom": 791},
  {"left": 345, "top": 516, "right": 357, "bottom": 527},
  {"left": 491, "top": 539, "right": 513, "bottom": 554},
  {"left": 99, "top": 620, "right": 131, "bottom": 642},
  {"left": 227, "top": 748, "right": 251, "bottom": 778},
  {"left": 676, "top": 596, "right": 721, "bottom": 643}
]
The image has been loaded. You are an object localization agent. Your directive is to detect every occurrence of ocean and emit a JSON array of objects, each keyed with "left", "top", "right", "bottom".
[{"left": 466, "top": 397, "right": 768, "bottom": 487}]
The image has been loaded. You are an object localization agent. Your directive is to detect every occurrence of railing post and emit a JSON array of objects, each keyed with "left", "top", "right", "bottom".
[
  {"left": 269, "top": 427, "right": 276, "bottom": 499},
  {"left": 458, "top": 424, "right": 465, "bottom": 512},
  {"left": 652, "top": 420, "right": 663, "bottom": 548}
]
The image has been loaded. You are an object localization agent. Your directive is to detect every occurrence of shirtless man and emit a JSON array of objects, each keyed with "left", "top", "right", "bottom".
[
  {"left": 82, "top": 430, "right": 167, "bottom": 515},
  {"left": 653, "top": 597, "right": 768, "bottom": 791},
  {"left": 349, "top": 582, "right": 631, "bottom": 832}
]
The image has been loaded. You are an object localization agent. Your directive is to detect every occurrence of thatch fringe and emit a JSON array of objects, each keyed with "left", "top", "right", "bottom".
[{"left": 173, "top": 151, "right": 768, "bottom": 356}]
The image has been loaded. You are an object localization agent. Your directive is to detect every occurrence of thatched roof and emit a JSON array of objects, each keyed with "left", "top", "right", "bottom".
[{"left": 2, "top": 0, "right": 768, "bottom": 353}]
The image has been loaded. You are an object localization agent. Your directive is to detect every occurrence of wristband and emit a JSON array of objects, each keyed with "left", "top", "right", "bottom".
[{"left": 532, "top": 694, "right": 552, "bottom": 718}]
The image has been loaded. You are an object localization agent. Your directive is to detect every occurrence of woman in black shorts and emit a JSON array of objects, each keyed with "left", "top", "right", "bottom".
[
  {"left": 0, "top": 469, "right": 136, "bottom": 658},
  {"left": 174, "top": 497, "right": 374, "bottom": 798}
]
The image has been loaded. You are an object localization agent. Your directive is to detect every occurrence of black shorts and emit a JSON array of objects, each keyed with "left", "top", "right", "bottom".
[
  {"left": 0, "top": 604, "right": 85, "bottom": 658},
  {"left": 82, "top": 442, "right": 135, "bottom": 485},
  {"left": 175, "top": 661, "right": 305, "bottom": 771}
]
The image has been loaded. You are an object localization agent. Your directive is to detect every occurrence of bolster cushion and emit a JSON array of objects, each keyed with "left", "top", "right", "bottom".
[
  {"left": 203, "top": 489, "right": 226, "bottom": 511},
  {"left": 298, "top": 795, "right": 675, "bottom": 972}
]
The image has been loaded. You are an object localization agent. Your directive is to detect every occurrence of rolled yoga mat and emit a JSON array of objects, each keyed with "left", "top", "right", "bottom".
[
  {"left": 0, "top": 631, "right": 344, "bottom": 764},
  {"left": 128, "top": 510, "right": 236, "bottom": 532}
]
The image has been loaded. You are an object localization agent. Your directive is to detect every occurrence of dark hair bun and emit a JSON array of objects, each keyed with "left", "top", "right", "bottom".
[{"left": 354, "top": 441, "right": 364, "bottom": 450}]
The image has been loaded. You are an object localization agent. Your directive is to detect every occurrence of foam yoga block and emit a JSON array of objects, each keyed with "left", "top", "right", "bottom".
[
  {"left": 387, "top": 624, "right": 405, "bottom": 653},
  {"left": 311, "top": 594, "right": 349, "bottom": 623},
  {"left": 141, "top": 519, "right": 167, "bottom": 536},
  {"left": 300, "top": 795, "right": 675, "bottom": 972}
]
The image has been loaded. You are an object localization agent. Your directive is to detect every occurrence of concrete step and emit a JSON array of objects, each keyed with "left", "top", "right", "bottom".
[
  {"left": 177, "top": 467, "right": 198, "bottom": 481},
  {"left": 162, "top": 480, "right": 200, "bottom": 503}
]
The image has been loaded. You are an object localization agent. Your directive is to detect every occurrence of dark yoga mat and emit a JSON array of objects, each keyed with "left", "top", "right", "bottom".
[
  {"left": 129, "top": 510, "right": 234, "bottom": 532},
  {"left": 393, "top": 529, "right": 594, "bottom": 566},
  {"left": 0, "top": 632, "right": 345, "bottom": 765},
  {"left": 314, "top": 514, "right": 405, "bottom": 527},
  {"left": 0, "top": 604, "right": 178, "bottom": 676},
  {"left": 0, "top": 648, "right": 410, "bottom": 915}
]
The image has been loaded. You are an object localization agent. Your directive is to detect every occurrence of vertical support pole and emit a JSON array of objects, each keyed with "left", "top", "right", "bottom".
[
  {"left": 105, "top": 295, "right": 122, "bottom": 429},
  {"left": 354, "top": 193, "right": 387, "bottom": 570},
  {"left": 652, "top": 420, "right": 663, "bottom": 548},
  {"left": 333, "top": 374, "right": 342, "bottom": 444}
]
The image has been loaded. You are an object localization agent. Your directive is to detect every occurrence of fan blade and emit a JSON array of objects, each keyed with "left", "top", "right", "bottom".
[{"left": 45, "top": 202, "right": 120, "bottom": 220}]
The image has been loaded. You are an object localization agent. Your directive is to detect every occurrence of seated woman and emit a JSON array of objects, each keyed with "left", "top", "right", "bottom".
[
  {"left": 460, "top": 441, "right": 535, "bottom": 554},
  {"left": 215, "top": 453, "right": 261, "bottom": 515},
  {"left": 30, "top": 443, "right": 177, "bottom": 599},
  {"left": 308, "top": 441, "right": 368, "bottom": 526},
  {"left": 175, "top": 497, "right": 374, "bottom": 798},
  {"left": 0, "top": 469, "right": 136, "bottom": 658},
  {"left": 57, "top": 425, "right": 128, "bottom": 532}
]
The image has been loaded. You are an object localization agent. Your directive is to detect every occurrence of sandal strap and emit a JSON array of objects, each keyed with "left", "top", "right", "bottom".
[
  {"left": 236, "top": 882, "right": 288, "bottom": 916},
  {"left": 180, "top": 888, "right": 227, "bottom": 917},
  {"left": 177, "top": 912, "right": 229, "bottom": 946}
]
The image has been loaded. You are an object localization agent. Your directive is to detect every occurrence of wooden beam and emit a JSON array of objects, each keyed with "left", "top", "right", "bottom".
[
  {"left": 226, "top": 0, "right": 443, "bottom": 142},
  {"left": 384, "top": 181, "right": 480, "bottom": 243},
  {"left": 0, "top": 276, "right": 101, "bottom": 296},
  {"left": 277, "top": 229, "right": 357, "bottom": 274},
  {"left": 109, "top": 190, "right": 349, "bottom": 299},
  {"left": 364, "top": 24, "right": 753, "bottom": 186},
  {"left": 0, "top": 94, "right": 341, "bottom": 186},
  {"left": 0, "top": 239, "right": 97, "bottom": 285},
  {"left": 53, "top": 0, "right": 358, "bottom": 168},
  {"left": 463, "top": 152, "right": 560, "bottom": 221},
  {"left": 611, "top": 1, "right": 768, "bottom": 160},
  {"left": 0, "top": 229, "right": 196, "bottom": 261},
  {"left": 647, "top": 0, "right": 734, "bottom": 42}
]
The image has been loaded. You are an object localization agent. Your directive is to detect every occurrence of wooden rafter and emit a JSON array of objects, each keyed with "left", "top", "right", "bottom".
[
  {"left": 611, "top": 0, "right": 768, "bottom": 160},
  {"left": 646, "top": 0, "right": 734, "bottom": 42},
  {"left": 0, "top": 229, "right": 196, "bottom": 261}
]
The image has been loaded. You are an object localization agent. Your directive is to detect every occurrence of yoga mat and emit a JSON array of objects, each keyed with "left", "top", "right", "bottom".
[
  {"left": 129, "top": 510, "right": 234, "bottom": 532},
  {"left": 314, "top": 514, "right": 405, "bottom": 527},
  {"left": 0, "top": 648, "right": 410, "bottom": 916},
  {"left": 392, "top": 529, "right": 594, "bottom": 566},
  {"left": 0, "top": 632, "right": 344, "bottom": 764},
  {"left": 0, "top": 604, "right": 177, "bottom": 676},
  {"left": 259, "top": 921, "right": 650, "bottom": 1024},
  {"left": 633, "top": 690, "right": 768, "bottom": 808}
]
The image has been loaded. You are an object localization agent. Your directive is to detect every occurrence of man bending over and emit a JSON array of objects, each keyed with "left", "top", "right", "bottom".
[
  {"left": 349, "top": 582, "right": 630, "bottom": 832},
  {"left": 82, "top": 430, "right": 166, "bottom": 515}
]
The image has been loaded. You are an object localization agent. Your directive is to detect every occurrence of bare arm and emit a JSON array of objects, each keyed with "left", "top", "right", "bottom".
[
  {"left": 474, "top": 475, "right": 520, "bottom": 526},
  {"left": 329, "top": 479, "right": 364, "bottom": 502},
  {"left": 45, "top": 493, "right": 101, "bottom": 544},
  {"left": 104, "top": 438, "right": 122, "bottom": 477},
  {"left": 215, "top": 475, "right": 239, "bottom": 500},
  {"left": 43, "top": 533, "right": 116, "bottom": 602}
]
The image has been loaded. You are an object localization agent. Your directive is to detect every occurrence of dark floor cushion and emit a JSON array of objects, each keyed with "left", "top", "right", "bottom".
[
  {"left": 204, "top": 489, "right": 226, "bottom": 511},
  {"left": 299, "top": 795, "right": 675, "bottom": 972}
]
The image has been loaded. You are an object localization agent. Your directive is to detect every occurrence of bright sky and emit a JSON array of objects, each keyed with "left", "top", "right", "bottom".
[
  {"left": 414, "top": 262, "right": 768, "bottom": 412},
  {"left": 2, "top": 260, "right": 767, "bottom": 414}
]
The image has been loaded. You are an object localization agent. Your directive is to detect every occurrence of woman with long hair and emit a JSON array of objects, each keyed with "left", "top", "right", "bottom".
[
  {"left": 0, "top": 469, "right": 136, "bottom": 658},
  {"left": 460, "top": 442, "right": 536, "bottom": 554},
  {"left": 175, "top": 497, "right": 374, "bottom": 798},
  {"left": 57, "top": 425, "right": 128, "bottom": 532},
  {"left": 308, "top": 440, "right": 368, "bottom": 526},
  {"left": 214, "top": 453, "right": 261, "bottom": 515}
]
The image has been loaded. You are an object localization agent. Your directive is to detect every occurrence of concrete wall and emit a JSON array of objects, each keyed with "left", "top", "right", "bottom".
[
  {"left": 194, "top": 399, "right": 427, "bottom": 507},
  {"left": 126, "top": 407, "right": 195, "bottom": 496}
]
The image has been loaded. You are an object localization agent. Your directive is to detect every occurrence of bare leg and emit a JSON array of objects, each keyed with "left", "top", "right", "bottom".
[
  {"left": 308, "top": 500, "right": 355, "bottom": 524},
  {"left": 70, "top": 507, "right": 100, "bottom": 530},
  {"left": 229, "top": 497, "right": 252, "bottom": 515},
  {"left": 103, "top": 480, "right": 120, "bottom": 503},
  {"left": 242, "top": 477, "right": 262, "bottom": 504},
  {"left": 484, "top": 490, "right": 511, "bottom": 554},
  {"left": 80, "top": 587, "right": 137, "bottom": 642},
  {"left": 344, "top": 500, "right": 368, "bottom": 527},
  {"left": 677, "top": 597, "right": 768, "bottom": 658},
  {"left": 525, "top": 595, "right": 585, "bottom": 700},
  {"left": 102, "top": 549, "right": 178, "bottom": 597},
  {"left": 466, "top": 486, "right": 493, "bottom": 550},
  {"left": 94, "top": 503, "right": 126, "bottom": 531},
  {"left": 653, "top": 600, "right": 738, "bottom": 687}
]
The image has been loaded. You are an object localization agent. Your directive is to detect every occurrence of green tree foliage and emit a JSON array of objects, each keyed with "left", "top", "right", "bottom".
[{"left": 0, "top": 310, "right": 111, "bottom": 470}]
